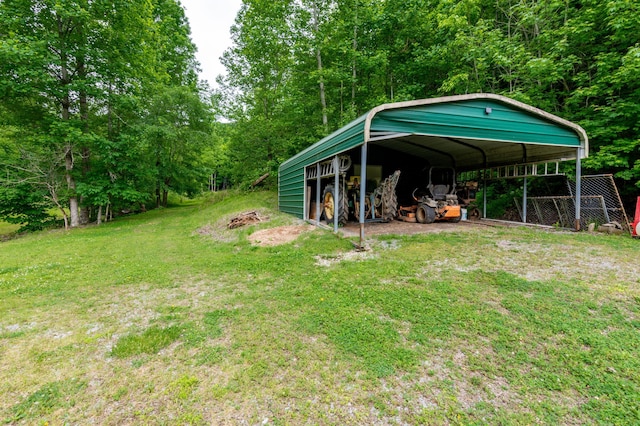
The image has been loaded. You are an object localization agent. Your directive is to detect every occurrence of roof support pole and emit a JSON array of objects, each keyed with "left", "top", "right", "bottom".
[
  {"left": 359, "top": 143, "right": 368, "bottom": 246},
  {"left": 575, "top": 147, "right": 582, "bottom": 231},
  {"left": 522, "top": 144, "right": 528, "bottom": 224},
  {"left": 316, "top": 162, "right": 321, "bottom": 223},
  {"left": 482, "top": 171, "right": 487, "bottom": 219},
  {"left": 334, "top": 156, "right": 339, "bottom": 233},
  {"left": 522, "top": 176, "right": 528, "bottom": 223}
]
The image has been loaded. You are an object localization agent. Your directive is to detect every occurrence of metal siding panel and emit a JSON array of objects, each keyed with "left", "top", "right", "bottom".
[
  {"left": 278, "top": 166, "right": 305, "bottom": 218},
  {"left": 279, "top": 190, "right": 305, "bottom": 197},
  {"left": 279, "top": 183, "right": 303, "bottom": 192},
  {"left": 279, "top": 176, "right": 302, "bottom": 187},
  {"left": 280, "top": 190, "right": 305, "bottom": 197},
  {"left": 280, "top": 116, "right": 366, "bottom": 171},
  {"left": 279, "top": 117, "right": 365, "bottom": 217}
]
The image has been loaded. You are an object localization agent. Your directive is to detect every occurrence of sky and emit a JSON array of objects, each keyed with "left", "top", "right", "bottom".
[{"left": 179, "top": 0, "right": 244, "bottom": 88}]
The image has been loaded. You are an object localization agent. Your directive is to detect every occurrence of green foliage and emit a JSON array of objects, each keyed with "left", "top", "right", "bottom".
[
  {"left": 0, "top": 184, "right": 56, "bottom": 232},
  {"left": 481, "top": 180, "right": 523, "bottom": 220},
  {"left": 217, "top": 0, "right": 640, "bottom": 195},
  {"left": 144, "top": 86, "right": 213, "bottom": 206},
  {"left": 0, "top": 0, "right": 214, "bottom": 230},
  {"left": 2, "top": 0, "right": 639, "bottom": 221}
]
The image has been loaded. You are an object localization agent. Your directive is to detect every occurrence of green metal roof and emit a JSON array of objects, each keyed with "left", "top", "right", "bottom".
[{"left": 279, "top": 93, "right": 588, "bottom": 218}]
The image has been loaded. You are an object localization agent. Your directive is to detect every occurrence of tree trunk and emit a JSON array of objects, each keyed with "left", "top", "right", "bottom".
[
  {"left": 63, "top": 140, "right": 79, "bottom": 227},
  {"left": 80, "top": 147, "right": 91, "bottom": 225},
  {"left": 63, "top": 145, "right": 79, "bottom": 227},
  {"left": 312, "top": 5, "right": 328, "bottom": 132},
  {"left": 79, "top": 54, "right": 90, "bottom": 225},
  {"left": 352, "top": 2, "right": 358, "bottom": 110},
  {"left": 47, "top": 182, "right": 69, "bottom": 230},
  {"left": 317, "top": 48, "right": 328, "bottom": 131},
  {"left": 97, "top": 205, "right": 102, "bottom": 225},
  {"left": 60, "top": 209, "right": 69, "bottom": 230},
  {"left": 162, "top": 190, "right": 168, "bottom": 207},
  {"left": 58, "top": 16, "right": 79, "bottom": 228},
  {"left": 66, "top": 167, "right": 80, "bottom": 227}
]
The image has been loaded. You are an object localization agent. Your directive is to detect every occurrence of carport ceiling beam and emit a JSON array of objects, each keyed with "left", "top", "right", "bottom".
[
  {"left": 369, "top": 132, "right": 412, "bottom": 142},
  {"left": 445, "top": 137, "right": 487, "bottom": 168},
  {"left": 397, "top": 140, "right": 457, "bottom": 167}
]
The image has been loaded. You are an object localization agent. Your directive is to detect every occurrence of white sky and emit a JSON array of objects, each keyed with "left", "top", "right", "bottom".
[{"left": 180, "top": 0, "right": 243, "bottom": 89}]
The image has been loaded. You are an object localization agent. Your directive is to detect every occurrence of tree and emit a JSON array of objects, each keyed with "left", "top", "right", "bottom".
[
  {"left": 0, "top": 0, "right": 213, "bottom": 229},
  {"left": 218, "top": 0, "right": 640, "bottom": 198},
  {"left": 144, "top": 86, "right": 212, "bottom": 207}
]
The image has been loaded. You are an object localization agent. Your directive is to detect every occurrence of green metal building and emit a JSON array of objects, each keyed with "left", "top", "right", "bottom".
[{"left": 278, "top": 93, "right": 588, "bottom": 242}]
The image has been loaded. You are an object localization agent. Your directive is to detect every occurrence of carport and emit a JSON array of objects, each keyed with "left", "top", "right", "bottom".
[{"left": 278, "top": 93, "right": 588, "bottom": 244}]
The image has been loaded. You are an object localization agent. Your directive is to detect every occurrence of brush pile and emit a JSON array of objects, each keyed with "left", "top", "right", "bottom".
[{"left": 227, "top": 211, "right": 267, "bottom": 229}]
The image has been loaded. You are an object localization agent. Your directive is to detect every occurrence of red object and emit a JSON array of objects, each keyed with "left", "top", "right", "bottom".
[{"left": 633, "top": 196, "right": 640, "bottom": 238}]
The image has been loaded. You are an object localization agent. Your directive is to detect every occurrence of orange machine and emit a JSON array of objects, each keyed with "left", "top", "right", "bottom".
[
  {"left": 632, "top": 196, "right": 640, "bottom": 238},
  {"left": 413, "top": 167, "right": 462, "bottom": 224}
]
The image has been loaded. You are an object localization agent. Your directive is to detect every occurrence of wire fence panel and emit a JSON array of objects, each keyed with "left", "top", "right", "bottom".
[
  {"left": 568, "top": 175, "right": 630, "bottom": 232},
  {"left": 513, "top": 174, "right": 630, "bottom": 233},
  {"left": 521, "top": 195, "right": 610, "bottom": 228}
]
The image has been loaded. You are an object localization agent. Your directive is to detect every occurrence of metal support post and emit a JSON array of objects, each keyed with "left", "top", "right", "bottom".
[
  {"left": 334, "top": 156, "right": 339, "bottom": 233},
  {"left": 482, "top": 170, "right": 487, "bottom": 219},
  {"left": 522, "top": 176, "right": 528, "bottom": 223},
  {"left": 316, "top": 162, "right": 321, "bottom": 224},
  {"left": 359, "top": 143, "right": 368, "bottom": 246},
  {"left": 575, "top": 148, "right": 582, "bottom": 230}
]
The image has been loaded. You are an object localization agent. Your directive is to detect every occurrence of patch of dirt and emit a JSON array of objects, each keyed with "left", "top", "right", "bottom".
[
  {"left": 314, "top": 250, "right": 375, "bottom": 266},
  {"left": 248, "top": 224, "right": 315, "bottom": 246},
  {"left": 340, "top": 219, "right": 487, "bottom": 237},
  {"left": 196, "top": 209, "right": 270, "bottom": 243}
]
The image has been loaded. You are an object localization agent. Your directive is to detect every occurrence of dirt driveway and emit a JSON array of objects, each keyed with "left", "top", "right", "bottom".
[{"left": 339, "top": 218, "right": 490, "bottom": 237}]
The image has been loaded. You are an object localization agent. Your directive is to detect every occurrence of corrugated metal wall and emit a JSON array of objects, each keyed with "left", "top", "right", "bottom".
[{"left": 278, "top": 116, "right": 366, "bottom": 218}]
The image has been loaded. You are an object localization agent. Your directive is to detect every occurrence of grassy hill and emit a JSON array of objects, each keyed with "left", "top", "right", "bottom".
[{"left": 1, "top": 190, "right": 639, "bottom": 424}]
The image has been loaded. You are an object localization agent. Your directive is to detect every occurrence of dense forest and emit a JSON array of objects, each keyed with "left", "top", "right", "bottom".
[{"left": 1, "top": 0, "right": 639, "bottom": 231}]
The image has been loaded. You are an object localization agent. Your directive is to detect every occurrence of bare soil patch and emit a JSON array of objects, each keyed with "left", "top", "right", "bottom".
[
  {"left": 340, "top": 218, "right": 487, "bottom": 237},
  {"left": 248, "top": 224, "right": 315, "bottom": 246},
  {"left": 314, "top": 250, "right": 375, "bottom": 266},
  {"left": 339, "top": 216, "right": 569, "bottom": 238}
]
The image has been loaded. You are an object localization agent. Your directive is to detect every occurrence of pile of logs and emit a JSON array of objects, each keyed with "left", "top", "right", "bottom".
[{"left": 227, "top": 211, "right": 267, "bottom": 229}]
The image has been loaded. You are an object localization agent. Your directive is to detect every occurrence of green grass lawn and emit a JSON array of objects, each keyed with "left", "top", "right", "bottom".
[{"left": 1, "top": 190, "right": 640, "bottom": 424}]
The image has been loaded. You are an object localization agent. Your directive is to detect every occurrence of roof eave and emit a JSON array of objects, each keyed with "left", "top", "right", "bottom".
[{"left": 363, "top": 93, "right": 589, "bottom": 157}]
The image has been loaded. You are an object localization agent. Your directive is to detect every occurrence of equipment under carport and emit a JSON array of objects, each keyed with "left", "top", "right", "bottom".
[
  {"left": 322, "top": 166, "right": 401, "bottom": 225},
  {"left": 279, "top": 93, "right": 589, "bottom": 244},
  {"left": 411, "top": 167, "right": 462, "bottom": 224}
]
